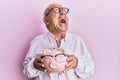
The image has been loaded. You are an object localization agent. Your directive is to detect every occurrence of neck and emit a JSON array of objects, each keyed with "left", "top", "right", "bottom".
[{"left": 53, "top": 32, "right": 66, "bottom": 41}]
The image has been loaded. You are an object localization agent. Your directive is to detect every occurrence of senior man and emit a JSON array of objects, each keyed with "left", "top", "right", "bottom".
[{"left": 23, "top": 3, "right": 94, "bottom": 80}]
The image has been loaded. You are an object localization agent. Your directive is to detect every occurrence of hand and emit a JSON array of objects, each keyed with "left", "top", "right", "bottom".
[
  {"left": 64, "top": 55, "right": 78, "bottom": 72},
  {"left": 33, "top": 55, "right": 47, "bottom": 72}
]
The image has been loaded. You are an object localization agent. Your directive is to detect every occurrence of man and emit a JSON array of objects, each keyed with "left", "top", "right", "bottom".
[{"left": 23, "top": 3, "right": 94, "bottom": 80}]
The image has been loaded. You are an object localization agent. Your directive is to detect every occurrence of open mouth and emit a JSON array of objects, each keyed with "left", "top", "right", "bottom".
[{"left": 60, "top": 19, "right": 66, "bottom": 24}]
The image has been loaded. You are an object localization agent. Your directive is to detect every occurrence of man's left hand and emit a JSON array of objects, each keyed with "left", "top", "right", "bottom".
[{"left": 64, "top": 55, "right": 78, "bottom": 72}]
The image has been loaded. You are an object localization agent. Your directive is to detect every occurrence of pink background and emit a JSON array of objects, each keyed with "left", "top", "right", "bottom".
[{"left": 0, "top": 0, "right": 120, "bottom": 80}]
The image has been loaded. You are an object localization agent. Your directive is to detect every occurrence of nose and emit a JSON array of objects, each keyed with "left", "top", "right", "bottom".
[
  {"left": 60, "top": 12, "right": 64, "bottom": 15},
  {"left": 59, "top": 9, "right": 65, "bottom": 15}
]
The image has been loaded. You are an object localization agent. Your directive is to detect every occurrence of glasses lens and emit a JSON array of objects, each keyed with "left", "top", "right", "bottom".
[
  {"left": 62, "top": 8, "right": 69, "bottom": 13},
  {"left": 53, "top": 7, "right": 59, "bottom": 13},
  {"left": 53, "top": 7, "right": 69, "bottom": 14},
  {"left": 46, "top": 7, "right": 69, "bottom": 16},
  {"left": 55, "top": 54, "right": 66, "bottom": 63}
]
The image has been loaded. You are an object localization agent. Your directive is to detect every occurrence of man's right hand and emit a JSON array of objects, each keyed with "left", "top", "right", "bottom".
[{"left": 33, "top": 56, "right": 47, "bottom": 72}]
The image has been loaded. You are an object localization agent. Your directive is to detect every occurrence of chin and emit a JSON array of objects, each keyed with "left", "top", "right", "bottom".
[{"left": 60, "top": 30, "right": 68, "bottom": 33}]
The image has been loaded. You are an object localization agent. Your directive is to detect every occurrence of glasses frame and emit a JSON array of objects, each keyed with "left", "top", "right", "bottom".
[
  {"left": 45, "top": 7, "right": 69, "bottom": 16},
  {"left": 41, "top": 54, "right": 68, "bottom": 59}
]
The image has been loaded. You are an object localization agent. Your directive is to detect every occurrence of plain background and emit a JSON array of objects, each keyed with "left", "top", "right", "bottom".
[{"left": 0, "top": 0, "right": 120, "bottom": 80}]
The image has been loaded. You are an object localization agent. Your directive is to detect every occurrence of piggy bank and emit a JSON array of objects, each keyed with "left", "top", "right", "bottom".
[{"left": 41, "top": 48, "right": 68, "bottom": 74}]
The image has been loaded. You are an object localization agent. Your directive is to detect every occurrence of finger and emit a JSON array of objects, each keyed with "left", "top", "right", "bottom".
[
  {"left": 64, "top": 64, "right": 73, "bottom": 72},
  {"left": 39, "top": 67, "right": 47, "bottom": 72},
  {"left": 36, "top": 62, "right": 45, "bottom": 68},
  {"left": 64, "top": 59, "right": 74, "bottom": 72},
  {"left": 35, "top": 62, "right": 47, "bottom": 72},
  {"left": 36, "top": 56, "right": 44, "bottom": 63},
  {"left": 34, "top": 60, "right": 45, "bottom": 68},
  {"left": 66, "top": 55, "right": 74, "bottom": 62},
  {"left": 65, "top": 60, "right": 74, "bottom": 68}
]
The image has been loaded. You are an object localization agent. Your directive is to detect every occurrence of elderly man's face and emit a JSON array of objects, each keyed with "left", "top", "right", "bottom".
[{"left": 44, "top": 4, "right": 69, "bottom": 34}]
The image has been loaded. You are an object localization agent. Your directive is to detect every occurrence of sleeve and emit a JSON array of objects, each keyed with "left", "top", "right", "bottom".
[
  {"left": 23, "top": 38, "right": 42, "bottom": 78},
  {"left": 74, "top": 39, "right": 94, "bottom": 79}
]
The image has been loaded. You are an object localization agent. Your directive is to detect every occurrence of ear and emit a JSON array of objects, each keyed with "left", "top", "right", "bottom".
[{"left": 43, "top": 17, "right": 49, "bottom": 25}]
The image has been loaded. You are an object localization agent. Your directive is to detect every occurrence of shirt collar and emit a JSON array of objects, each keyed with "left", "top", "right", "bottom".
[{"left": 47, "top": 32, "right": 68, "bottom": 42}]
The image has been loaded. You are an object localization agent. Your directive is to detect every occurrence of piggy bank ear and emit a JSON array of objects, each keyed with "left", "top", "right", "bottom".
[{"left": 43, "top": 49, "right": 51, "bottom": 55}]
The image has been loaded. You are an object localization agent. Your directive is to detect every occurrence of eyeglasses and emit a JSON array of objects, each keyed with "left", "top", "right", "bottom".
[
  {"left": 41, "top": 54, "right": 68, "bottom": 63},
  {"left": 45, "top": 7, "right": 69, "bottom": 16}
]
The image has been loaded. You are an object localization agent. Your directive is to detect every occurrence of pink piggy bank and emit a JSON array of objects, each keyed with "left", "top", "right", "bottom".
[{"left": 41, "top": 48, "right": 68, "bottom": 74}]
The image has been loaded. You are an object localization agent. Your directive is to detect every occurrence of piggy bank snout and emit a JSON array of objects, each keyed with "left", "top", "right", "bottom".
[
  {"left": 50, "top": 60, "right": 58, "bottom": 69},
  {"left": 43, "top": 56, "right": 67, "bottom": 73}
]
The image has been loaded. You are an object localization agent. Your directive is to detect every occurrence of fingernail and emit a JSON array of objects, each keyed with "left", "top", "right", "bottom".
[
  {"left": 42, "top": 64, "right": 44, "bottom": 67},
  {"left": 44, "top": 69, "right": 47, "bottom": 72}
]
